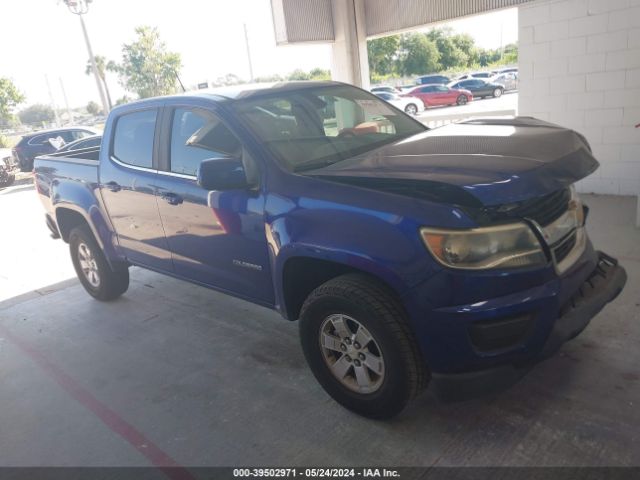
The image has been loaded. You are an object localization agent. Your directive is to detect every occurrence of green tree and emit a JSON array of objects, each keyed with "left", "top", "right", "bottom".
[
  {"left": 452, "top": 33, "right": 478, "bottom": 67},
  {"left": 114, "top": 95, "right": 133, "bottom": 106},
  {"left": 85, "top": 55, "right": 116, "bottom": 109},
  {"left": 86, "top": 100, "right": 101, "bottom": 115},
  {"left": 426, "top": 28, "right": 467, "bottom": 69},
  {"left": 367, "top": 36, "right": 400, "bottom": 75},
  {"left": 116, "top": 26, "right": 182, "bottom": 98},
  {"left": 287, "top": 69, "right": 311, "bottom": 81},
  {"left": 396, "top": 33, "right": 440, "bottom": 76},
  {"left": 309, "top": 68, "right": 331, "bottom": 80},
  {"left": 0, "top": 77, "right": 25, "bottom": 127},
  {"left": 502, "top": 43, "right": 518, "bottom": 64},
  {"left": 18, "top": 104, "right": 55, "bottom": 125}
]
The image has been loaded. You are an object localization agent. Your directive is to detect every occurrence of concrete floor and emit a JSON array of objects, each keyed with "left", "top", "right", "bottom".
[{"left": 0, "top": 185, "right": 639, "bottom": 467}]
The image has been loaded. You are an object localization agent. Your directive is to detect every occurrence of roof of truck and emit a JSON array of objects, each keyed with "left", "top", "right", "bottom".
[
  {"left": 109, "top": 81, "right": 347, "bottom": 114},
  {"left": 190, "top": 80, "right": 344, "bottom": 101}
]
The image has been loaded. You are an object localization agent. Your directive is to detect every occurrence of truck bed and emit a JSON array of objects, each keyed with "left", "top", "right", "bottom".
[{"left": 33, "top": 146, "right": 101, "bottom": 224}]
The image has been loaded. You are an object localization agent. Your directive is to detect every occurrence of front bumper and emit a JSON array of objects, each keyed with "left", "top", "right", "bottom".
[{"left": 430, "top": 252, "right": 626, "bottom": 401}]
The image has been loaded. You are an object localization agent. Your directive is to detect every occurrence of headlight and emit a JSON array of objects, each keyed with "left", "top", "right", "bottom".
[
  {"left": 420, "top": 223, "right": 546, "bottom": 270},
  {"left": 541, "top": 186, "right": 584, "bottom": 245}
]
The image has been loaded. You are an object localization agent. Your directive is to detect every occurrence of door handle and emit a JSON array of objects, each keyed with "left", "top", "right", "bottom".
[
  {"left": 105, "top": 181, "right": 121, "bottom": 192},
  {"left": 161, "top": 192, "right": 183, "bottom": 206}
]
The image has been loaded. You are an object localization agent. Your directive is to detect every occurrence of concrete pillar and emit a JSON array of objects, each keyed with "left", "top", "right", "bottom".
[{"left": 330, "top": 0, "right": 370, "bottom": 89}]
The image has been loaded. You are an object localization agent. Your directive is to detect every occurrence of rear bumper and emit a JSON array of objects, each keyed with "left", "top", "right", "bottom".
[{"left": 430, "top": 252, "right": 626, "bottom": 401}]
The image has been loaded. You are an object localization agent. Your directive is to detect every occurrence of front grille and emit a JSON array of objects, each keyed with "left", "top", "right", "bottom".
[
  {"left": 483, "top": 188, "right": 571, "bottom": 227},
  {"left": 553, "top": 231, "right": 577, "bottom": 263}
]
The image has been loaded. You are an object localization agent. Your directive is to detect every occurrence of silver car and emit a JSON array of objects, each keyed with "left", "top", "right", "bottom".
[{"left": 490, "top": 72, "right": 518, "bottom": 91}]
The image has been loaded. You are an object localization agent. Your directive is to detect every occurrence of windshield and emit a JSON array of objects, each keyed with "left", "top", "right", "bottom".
[{"left": 232, "top": 84, "right": 426, "bottom": 172}]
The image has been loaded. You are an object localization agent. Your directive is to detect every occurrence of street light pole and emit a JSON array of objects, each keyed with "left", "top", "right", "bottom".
[{"left": 63, "top": 0, "right": 109, "bottom": 115}]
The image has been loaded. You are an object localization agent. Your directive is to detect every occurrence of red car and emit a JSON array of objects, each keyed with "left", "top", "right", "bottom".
[{"left": 403, "top": 84, "right": 473, "bottom": 108}]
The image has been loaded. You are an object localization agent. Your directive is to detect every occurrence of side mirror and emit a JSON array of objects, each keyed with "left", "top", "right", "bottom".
[{"left": 197, "top": 157, "right": 248, "bottom": 191}]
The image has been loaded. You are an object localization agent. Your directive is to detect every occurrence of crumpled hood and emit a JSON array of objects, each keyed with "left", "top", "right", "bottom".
[{"left": 306, "top": 117, "right": 599, "bottom": 207}]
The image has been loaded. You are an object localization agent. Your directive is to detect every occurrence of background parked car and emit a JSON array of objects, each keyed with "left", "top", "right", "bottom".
[
  {"left": 370, "top": 86, "right": 401, "bottom": 94},
  {"left": 416, "top": 74, "right": 450, "bottom": 85},
  {"left": 448, "top": 78, "right": 504, "bottom": 99},
  {"left": 12, "top": 127, "right": 98, "bottom": 171},
  {"left": 373, "top": 92, "right": 424, "bottom": 114},
  {"left": 0, "top": 150, "right": 16, "bottom": 187},
  {"left": 403, "top": 84, "right": 473, "bottom": 107},
  {"left": 490, "top": 72, "right": 518, "bottom": 91},
  {"left": 56, "top": 135, "right": 102, "bottom": 153},
  {"left": 456, "top": 72, "right": 493, "bottom": 80},
  {"left": 495, "top": 67, "right": 518, "bottom": 74}
]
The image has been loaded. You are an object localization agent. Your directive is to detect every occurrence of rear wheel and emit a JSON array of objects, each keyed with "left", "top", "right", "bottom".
[
  {"left": 456, "top": 95, "right": 468, "bottom": 106},
  {"left": 0, "top": 171, "right": 15, "bottom": 187},
  {"left": 299, "top": 274, "right": 427, "bottom": 419},
  {"left": 404, "top": 103, "right": 418, "bottom": 115},
  {"left": 493, "top": 87, "right": 503, "bottom": 98},
  {"left": 69, "top": 225, "right": 129, "bottom": 301}
]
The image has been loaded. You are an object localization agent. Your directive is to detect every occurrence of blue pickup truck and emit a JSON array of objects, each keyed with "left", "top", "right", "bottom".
[{"left": 34, "top": 81, "right": 626, "bottom": 418}]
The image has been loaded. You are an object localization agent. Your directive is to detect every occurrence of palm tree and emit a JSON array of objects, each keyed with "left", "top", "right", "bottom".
[{"left": 85, "top": 55, "right": 115, "bottom": 109}]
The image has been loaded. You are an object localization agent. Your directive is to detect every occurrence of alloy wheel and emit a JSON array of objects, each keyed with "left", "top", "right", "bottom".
[
  {"left": 319, "top": 314, "right": 385, "bottom": 394},
  {"left": 77, "top": 242, "right": 100, "bottom": 288}
]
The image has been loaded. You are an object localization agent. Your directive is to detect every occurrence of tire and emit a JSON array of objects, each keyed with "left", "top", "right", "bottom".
[
  {"left": 493, "top": 88, "right": 503, "bottom": 98},
  {"left": 69, "top": 225, "right": 129, "bottom": 301},
  {"left": 456, "top": 95, "right": 468, "bottom": 106},
  {"left": 0, "top": 172, "right": 15, "bottom": 187},
  {"left": 299, "top": 274, "right": 428, "bottom": 419},
  {"left": 404, "top": 103, "right": 418, "bottom": 115}
]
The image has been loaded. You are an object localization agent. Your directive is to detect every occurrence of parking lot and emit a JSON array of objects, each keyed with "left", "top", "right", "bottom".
[
  {"left": 0, "top": 180, "right": 639, "bottom": 467},
  {"left": 416, "top": 90, "right": 518, "bottom": 122}
]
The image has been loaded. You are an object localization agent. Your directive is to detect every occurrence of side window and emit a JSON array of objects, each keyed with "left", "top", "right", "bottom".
[
  {"left": 112, "top": 109, "right": 157, "bottom": 169},
  {"left": 59, "top": 131, "right": 76, "bottom": 143},
  {"left": 170, "top": 108, "right": 241, "bottom": 176},
  {"left": 72, "top": 130, "right": 92, "bottom": 141},
  {"left": 420, "top": 86, "right": 434, "bottom": 93},
  {"left": 29, "top": 134, "right": 57, "bottom": 145}
]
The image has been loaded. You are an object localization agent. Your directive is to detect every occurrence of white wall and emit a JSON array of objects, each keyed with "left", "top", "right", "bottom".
[{"left": 519, "top": 0, "right": 640, "bottom": 195}]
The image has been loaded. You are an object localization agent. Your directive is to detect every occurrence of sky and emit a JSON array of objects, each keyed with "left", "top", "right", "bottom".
[{"left": 0, "top": 1, "right": 517, "bottom": 110}]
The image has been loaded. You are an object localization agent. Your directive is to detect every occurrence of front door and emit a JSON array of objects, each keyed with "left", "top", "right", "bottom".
[
  {"left": 154, "top": 106, "right": 274, "bottom": 304},
  {"left": 99, "top": 107, "right": 173, "bottom": 272}
]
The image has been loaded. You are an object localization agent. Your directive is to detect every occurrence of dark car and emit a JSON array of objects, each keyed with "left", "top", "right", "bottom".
[
  {"left": 448, "top": 78, "right": 504, "bottom": 99},
  {"left": 12, "top": 127, "right": 98, "bottom": 171},
  {"left": 56, "top": 135, "right": 102, "bottom": 153},
  {"left": 416, "top": 74, "right": 450, "bottom": 85}
]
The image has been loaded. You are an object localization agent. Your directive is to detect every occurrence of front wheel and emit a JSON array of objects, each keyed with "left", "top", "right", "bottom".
[
  {"left": 493, "top": 88, "right": 503, "bottom": 98},
  {"left": 69, "top": 225, "right": 129, "bottom": 301},
  {"left": 404, "top": 103, "right": 418, "bottom": 115},
  {"left": 299, "top": 274, "right": 428, "bottom": 419},
  {"left": 456, "top": 95, "right": 468, "bottom": 105}
]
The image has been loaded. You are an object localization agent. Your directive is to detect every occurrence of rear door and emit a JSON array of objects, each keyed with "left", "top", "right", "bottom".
[
  {"left": 153, "top": 105, "right": 274, "bottom": 304},
  {"left": 99, "top": 106, "right": 173, "bottom": 272}
]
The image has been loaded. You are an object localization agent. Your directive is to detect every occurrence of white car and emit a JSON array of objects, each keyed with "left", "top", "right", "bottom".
[
  {"left": 370, "top": 85, "right": 401, "bottom": 94},
  {"left": 373, "top": 92, "right": 425, "bottom": 115}
]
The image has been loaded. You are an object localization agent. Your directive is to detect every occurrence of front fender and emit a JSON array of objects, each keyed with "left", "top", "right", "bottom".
[{"left": 273, "top": 242, "right": 410, "bottom": 309}]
